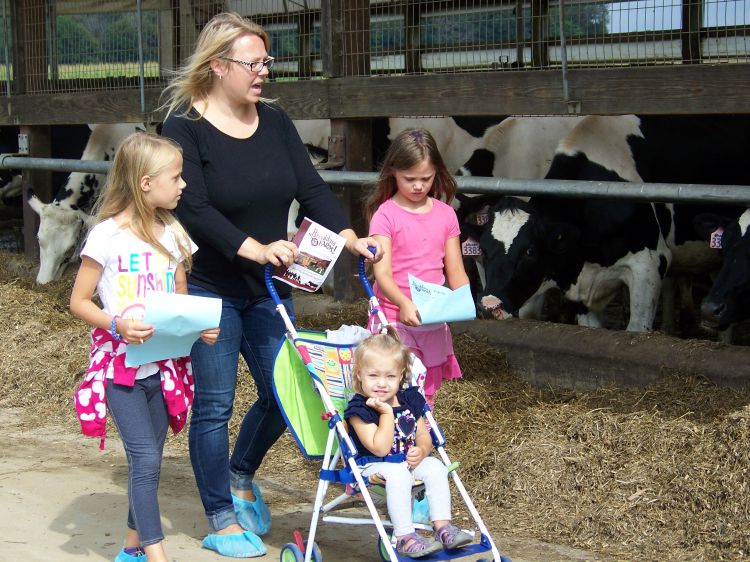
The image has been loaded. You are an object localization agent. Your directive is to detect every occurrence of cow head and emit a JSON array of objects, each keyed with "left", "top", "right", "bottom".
[
  {"left": 31, "top": 123, "right": 144, "bottom": 284},
  {"left": 28, "top": 193, "right": 95, "bottom": 283},
  {"left": 476, "top": 197, "right": 580, "bottom": 319},
  {"left": 694, "top": 209, "right": 750, "bottom": 330}
]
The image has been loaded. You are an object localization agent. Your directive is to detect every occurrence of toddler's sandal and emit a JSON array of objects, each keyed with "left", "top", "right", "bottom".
[
  {"left": 396, "top": 532, "right": 442, "bottom": 558},
  {"left": 435, "top": 523, "right": 473, "bottom": 550}
]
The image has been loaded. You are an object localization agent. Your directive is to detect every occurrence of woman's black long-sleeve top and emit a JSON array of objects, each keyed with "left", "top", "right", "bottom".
[{"left": 162, "top": 103, "right": 349, "bottom": 298}]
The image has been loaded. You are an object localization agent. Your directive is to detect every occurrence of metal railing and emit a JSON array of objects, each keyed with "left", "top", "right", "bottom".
[{"left": 2, "top": 154, "right": 750, "bottom": 205}]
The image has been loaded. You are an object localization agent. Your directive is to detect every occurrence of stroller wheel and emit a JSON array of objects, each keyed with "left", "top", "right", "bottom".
[
  {"left": 280, "top": 541, "right": 322, "bottom": 562},
  {"left": 377, "top": 536, "right": 393, "bottom": 561},
  {"left": 280, "top": 543, "right": 303, "bottom": 562}
]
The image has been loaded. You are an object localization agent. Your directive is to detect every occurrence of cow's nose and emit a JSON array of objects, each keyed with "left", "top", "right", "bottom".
[
  {"left": 700, "top": 299, "right": 724, "bottom": 323},
  {"left": 481, "top": 295, "right": 502, "bottom": 310}
]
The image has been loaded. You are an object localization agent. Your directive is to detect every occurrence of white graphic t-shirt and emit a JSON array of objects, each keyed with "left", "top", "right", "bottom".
[{"left": 81, "top": 218, "right": 197, "bottom": 378}]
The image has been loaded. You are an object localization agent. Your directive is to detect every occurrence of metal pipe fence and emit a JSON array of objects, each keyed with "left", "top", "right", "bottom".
[{"left": 2, "top": 154, "right": 749, "bottom": 205}]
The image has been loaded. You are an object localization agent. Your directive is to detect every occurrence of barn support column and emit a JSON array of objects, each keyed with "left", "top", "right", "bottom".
[
  {"left": 405, "top": 1, "right": 423, "bottom": 74},
  {"left": 531, "top": 0, "right": 550, "bottom": 68},
  {"left": 20, "top": 126, "right": 52, "bottom": 261},
  {"left": 323, "top": 0, "right": 372, "bottom": 302},
  {"left": 14, "top": 2, "right": 52, "bottom": 260},
  {"left": 681, "top": 0, "right": 703, "bottom": 63}
]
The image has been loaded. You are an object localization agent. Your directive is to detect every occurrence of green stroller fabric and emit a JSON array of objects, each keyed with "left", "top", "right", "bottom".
[{"left": 272, "top": 330, "right": 355, "bottom": 459}]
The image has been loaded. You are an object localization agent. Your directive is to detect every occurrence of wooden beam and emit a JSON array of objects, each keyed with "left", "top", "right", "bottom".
[{"left": 0, "top": 64, "right": 749, "bottom": 124}]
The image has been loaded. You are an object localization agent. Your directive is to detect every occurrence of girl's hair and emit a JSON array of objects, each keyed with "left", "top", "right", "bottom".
[
  {"left": 364, "top": 127, "right": 458, "bottom": 221},
  {"left": 93, "top": 132, "right": 194, "bottom": 270},
  {"left": 159, "top": 12, "right": 272, "bottom": 118},
  {"left": 351, "top": 326, "right": 412, "bottom": 394}
]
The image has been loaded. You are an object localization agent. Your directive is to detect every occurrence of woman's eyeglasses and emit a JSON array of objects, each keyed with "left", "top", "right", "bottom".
[{"left": 220, "top": 56, "right": 275, "bottom": 73}]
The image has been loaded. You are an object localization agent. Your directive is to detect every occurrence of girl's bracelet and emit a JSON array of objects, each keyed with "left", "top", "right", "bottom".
[{"left": 111, "top": 315, "right": 124, "bottom": 341}]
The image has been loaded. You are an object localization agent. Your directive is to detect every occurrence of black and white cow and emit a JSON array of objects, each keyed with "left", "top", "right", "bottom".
[
  {"left": 694, "top": 209, "right": 750, "bottom": 331},
  {"left": 471, "top": 114, "right": 750, "bottom": 332},
  {"left": 28, "top": 123, "right": 148, "bottom": 284},
  {"left": 470, "top": 194, "right": 670, "bottom": 331}
]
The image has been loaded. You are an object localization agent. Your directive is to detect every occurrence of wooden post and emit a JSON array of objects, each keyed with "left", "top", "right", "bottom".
[
  {"left": 681, "top": 0, "right": 703, "bottom": 64},
  {"left": 298, "top": 12, "right": 314, "bottom": 78},
  {"left": 515, "top": 0, "right": 525, "bottom": 67},
  {"left": 405, "top": 1, "right": 422, "bottom": 74},
  {"left": 531, "top": 0, "right": 549, "bottom": 68},
  {"left": 323, "top": 0, "right": 372, "bottom": 302},
  {"left": 21, "top": 126, "right": 52, "bottom": 261},
  {"left": 14, "top": 0, "right": 48, "bottom": 95}
]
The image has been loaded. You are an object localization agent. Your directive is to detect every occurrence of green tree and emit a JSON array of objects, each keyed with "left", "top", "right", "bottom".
[{"left": 56, "top": 16, "right": 100, "bottom": 64}]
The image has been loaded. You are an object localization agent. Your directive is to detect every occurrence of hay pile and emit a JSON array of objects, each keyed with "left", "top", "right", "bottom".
[{"left": 1, "top": 251, "right": 749, "bottom": 562}]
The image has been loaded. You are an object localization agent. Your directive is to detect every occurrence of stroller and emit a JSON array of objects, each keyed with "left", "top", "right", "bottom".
[{"left": 265, "top": 255, "right": 510, "bottom": 562}]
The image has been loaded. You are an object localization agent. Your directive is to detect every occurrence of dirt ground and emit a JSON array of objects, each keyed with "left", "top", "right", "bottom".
[{"left": 0, "top": 404, "right": 616, "bottom": 562}]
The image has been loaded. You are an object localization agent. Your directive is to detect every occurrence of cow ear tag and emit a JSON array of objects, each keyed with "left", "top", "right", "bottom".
[
  {"left": 710, "top": 227, "right": 724, "bottom": 249},
  {"left": 462, "top": 238, "right": 482, "bottom": 256}
]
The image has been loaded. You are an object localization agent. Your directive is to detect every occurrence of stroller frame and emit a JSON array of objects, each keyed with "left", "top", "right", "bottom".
[{"left": 265, "top": 256, "right": 509, "bottom": 562}]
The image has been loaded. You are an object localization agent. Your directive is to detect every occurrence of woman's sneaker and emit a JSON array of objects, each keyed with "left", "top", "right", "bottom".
[
  {"left": 435, "top": 523, "right": 473, "bottom": 550},
  {"left": 396, "top": 532, "right": 442, "bottom": 558}
]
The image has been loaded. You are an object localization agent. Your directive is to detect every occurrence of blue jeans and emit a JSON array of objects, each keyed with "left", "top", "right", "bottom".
[
  {"left": 106, "top": 374, "right": 168, "bottom": 547},
  {"left": 187, "top": 283, "right": 293, "bottom": 532}
]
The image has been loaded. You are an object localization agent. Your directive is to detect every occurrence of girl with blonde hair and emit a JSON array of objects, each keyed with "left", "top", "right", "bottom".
[{"left": 70, "top": 131, "right": 219, "bottom": 562}]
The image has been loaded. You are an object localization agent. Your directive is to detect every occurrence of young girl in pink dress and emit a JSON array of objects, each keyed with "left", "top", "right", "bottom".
[{"left": 365, "top": 128, "right": 470, "bottom": 411}]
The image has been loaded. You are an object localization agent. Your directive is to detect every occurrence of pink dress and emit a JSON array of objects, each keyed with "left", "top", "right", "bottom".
[{"left": 369, "top": 198, "right": 463, "bottom": 397}]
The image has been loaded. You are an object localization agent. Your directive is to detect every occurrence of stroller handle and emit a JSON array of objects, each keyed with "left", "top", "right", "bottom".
[
  {"left": 358, "top": 246, "right": 377, "bottom": 299},
  {"left": 264, "top": 246, "right": 378, "bottom": 306},
  {"left": 264, "top": 263, "right": 284, "bottom": 306}
]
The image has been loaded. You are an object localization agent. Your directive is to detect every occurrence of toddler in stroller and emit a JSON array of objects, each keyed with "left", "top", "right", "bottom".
[{"left": 265, "top": 257, "right": 509, "bottom": 562}]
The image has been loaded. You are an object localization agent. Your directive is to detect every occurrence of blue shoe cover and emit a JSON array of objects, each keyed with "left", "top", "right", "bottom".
[
  {"left": 201, "top": 531, "right": 267, "bottom": 558},
  {"left": 232, "top": 482, "right": 272, "bottom": 536},
  {"left": 114, "top": 549, "right": 146, "bottom": 562},
  {"left": 412, "top": 496, "right": 431, "bottom": 525}
]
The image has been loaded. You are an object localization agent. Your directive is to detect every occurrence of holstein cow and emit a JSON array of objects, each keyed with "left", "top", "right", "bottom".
[
  {"left": 545, "top": 114, "right": 749, "bottom": 333},
  {"left": 694, "top": 209, "right": 750, "bottom": 331},
  {"left": 28, "top": 123, "right": 148, "bottom": 284},
  {"left": 469, "top": 194, "right": 670, "bottom": 332},
  {"left": 471, "top": 114, "right": 750, "bottom": 332}
]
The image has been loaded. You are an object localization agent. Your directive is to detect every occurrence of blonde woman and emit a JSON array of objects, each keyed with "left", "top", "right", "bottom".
[
  {"left": 70, "top": 132, "right": 220, "bottom": 562},
  {"left": 160, "top": 12, "right": 381, "bottom": 558}
]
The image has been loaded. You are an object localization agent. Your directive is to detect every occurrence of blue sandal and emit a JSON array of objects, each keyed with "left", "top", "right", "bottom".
[
  {"left": 201, "top": 531, "right": 267, "bottom": 558},
  {"left": 232, "top": 481, "right": 272, "bottom": 536}
]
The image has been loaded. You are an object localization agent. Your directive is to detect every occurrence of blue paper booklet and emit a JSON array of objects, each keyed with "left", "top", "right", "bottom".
[
  {"left": 408, "top": 274, "right": 476, "bottom": 324},
  {"left": 125, "top": 292, "right": 222, "bottom": 367}
]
